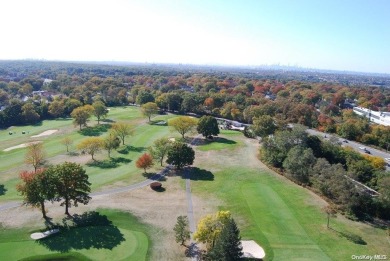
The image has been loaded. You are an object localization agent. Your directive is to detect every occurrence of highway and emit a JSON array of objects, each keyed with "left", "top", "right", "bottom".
[{"left": 306, "top": 129, "right": 390, "bottom": 170}]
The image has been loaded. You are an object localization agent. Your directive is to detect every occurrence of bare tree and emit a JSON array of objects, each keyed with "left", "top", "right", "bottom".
[{"left": 25, "top": 142, "right": 45, "bottom": 173}]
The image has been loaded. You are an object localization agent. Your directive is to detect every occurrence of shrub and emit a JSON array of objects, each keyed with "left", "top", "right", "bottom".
[{"left": 150, "top": 182, "right": 162, "bottom": 190}]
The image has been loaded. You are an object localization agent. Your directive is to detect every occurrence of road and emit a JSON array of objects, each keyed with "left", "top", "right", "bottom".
[{"left": 306, "top": 129, "right": 390, "bottom": 169}]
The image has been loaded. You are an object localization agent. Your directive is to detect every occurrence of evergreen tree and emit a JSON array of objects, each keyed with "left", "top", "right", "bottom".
[
  {"left": 173, "top": 215, "right": 190, "bottom": 246},
  {"left": 206, "top": 218, "right": 243, "bottom": 261}
]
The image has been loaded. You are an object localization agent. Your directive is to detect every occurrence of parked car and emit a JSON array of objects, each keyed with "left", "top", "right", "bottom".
[{"left": 359, "top": 146, "right": 366, "bottom": 150}]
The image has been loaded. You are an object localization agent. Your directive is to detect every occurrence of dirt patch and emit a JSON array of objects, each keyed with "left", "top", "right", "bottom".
[
  {"left": 3, "top": 141, "right": 42, "bottom": 152},
  {"left": 31, "top": 129, "right": 58, "bottom": 138},
  {"left": 0, "top": 176, "right": 208, "bottom": 260}
]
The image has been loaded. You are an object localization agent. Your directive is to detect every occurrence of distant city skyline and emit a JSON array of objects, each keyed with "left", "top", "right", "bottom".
[{"left": 1, "top": 0, "right": 389, "bottom": 74}]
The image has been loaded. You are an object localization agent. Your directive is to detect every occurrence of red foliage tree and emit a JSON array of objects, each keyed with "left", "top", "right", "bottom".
[{"left": 136, "top": 153, "right": 154, "bottom": 173}]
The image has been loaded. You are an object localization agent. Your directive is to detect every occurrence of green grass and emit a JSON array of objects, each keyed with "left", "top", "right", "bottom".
[
  {"left": 197, "top": 130, "right": 241, "bottom": 151},
  {"left": 0, "top": 209, "right": 151, "bottom": 261},
  {"left": 190, "top": 133, "right": 389, "bottom": 261},
  {"left": 0, "top": 107, "right": 180, "bottom": 201}
]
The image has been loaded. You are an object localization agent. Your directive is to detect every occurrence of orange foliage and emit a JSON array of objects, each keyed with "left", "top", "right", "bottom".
[{"left": 136, "top": 153, "right": 154, "bottom": 173}]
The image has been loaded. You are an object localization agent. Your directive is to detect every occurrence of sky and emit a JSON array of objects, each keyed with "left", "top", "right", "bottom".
[{"left": 0, "top": 0, "right": 389, "bottom": 74}]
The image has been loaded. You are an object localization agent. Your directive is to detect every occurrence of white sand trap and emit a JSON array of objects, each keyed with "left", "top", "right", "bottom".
[
  {"left": 3, "top": 141, "right": 42, "bottom": 152},
  {"left": 31, "top": 229, "right": 59, "bottom": 240},
  {"left": 169, "top": 138, "right": 176, "bottom": 142},
  {"left": 241, "top": 240, "right": 266, "bottom": 259},
  {"left": 31, "top": 129, "right": 58, "bottom": 138}
]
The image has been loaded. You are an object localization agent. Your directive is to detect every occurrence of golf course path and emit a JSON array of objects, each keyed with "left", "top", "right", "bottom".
[
  {"left": 184, "top": 135, "right": 202, "bottom": 260},
  {"left": 0, "top": 135, "right": 201, "bottom": 214},
  {"left": 0, "top": 165, "right": 172, "bottom": 212}
]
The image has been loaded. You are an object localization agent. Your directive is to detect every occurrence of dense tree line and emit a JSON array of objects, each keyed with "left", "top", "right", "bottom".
[
  {"left": 260, "top": 125, "right": 390, "bottom": 220},
  {"left": 1, "top": 62, "right": 389, "bottom": 152}
]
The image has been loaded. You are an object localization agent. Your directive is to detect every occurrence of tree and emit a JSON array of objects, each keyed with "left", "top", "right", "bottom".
[
  {"left": 169, "top": 116, "right": 198, "bottom": 139},
  {"left": 22, "top": 103, "right": 40, "bottom": 124},
  {"left": 166, "top": 142, "right": 195, "bottom": 169},
  {"left": 92, "top": 101, "right": 108, "bottom": 124},
  {"left": 136, "top": 90, "right": 155, "bottom": 105},
  {"left": 77, "top": 137, "right": 104, "bottom": 160},
  {"left": 148, "top": 137, "right": 172, "bottom": 166},
  {"left": 283, "top": 146, "right": 316, "bottom": 185},
  {"left": 25, "top": 142, "right": 45, "bottom": 172},
  {"left": 197, "top": 115, "right": 219, "bottom": 138},
  {"left": 251, "top": 115, "right": 277, "bottom": 138},
  {"left": 71, "top": 105, "right": 94, "bottom": 130},
  {"left": 206, "top": 218, "right": 243, "bottom": 261},
  {"left": 49, "top": 162, "right": 91, "bottom": 215},
  {"left": 48, "top": 99, "right": 65, "bottom": 118},
  {"left": 173, "top": 216, "right": 190, "bottom": 246},
  {"left": 103, "top": 133, "right": 121, "bottom": 157},
  {"left": 61, "top": 137, "right": 73, "bottom": 153},
  {"left": 194, "top": 210, "right": 231, "bottom": 250},
  {"left": 141, "top": 102, "right": 159, "bottom": 122},
  {"left": 112, "top": 122, "right": 134, "bottom": 145},
  {"left": 136, "top": 153, "right": 154, "bottom": 173},
  {"left": 323, "top": 205, "right": 337, "bottom": 229},
  {"left": 16, "top": 169, "right": 56, "bottom": 218}
]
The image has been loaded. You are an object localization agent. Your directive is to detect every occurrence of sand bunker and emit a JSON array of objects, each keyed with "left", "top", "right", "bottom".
[
  {"left": 169, "top": 138, "right": 176, "bottom": 142},
  {"left": 3, "top": 141, "right": 42, "bottom": 152},
  {"left": 241, "top": 240, "right": 266, "bottom": 259},
  {"left": 31, "top": 129, "right": 58, "bottom": 138},
  {"left": 31, "top": 229, "right": 59, "bottom": 240}
]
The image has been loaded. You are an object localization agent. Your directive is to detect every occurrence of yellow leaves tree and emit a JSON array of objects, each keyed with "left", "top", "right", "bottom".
[
  {"left": 141, "top": 102, "right": 159, "bottom": 122},
  {"left": 71, "top": 105, "right": 94, "bottom": 130},
  {"left": 25, "top": 142, "right": 45, "bottom": 173},
  {"left": 168, "top": 116, "right": 198, "bottom": 139},
  {"left": 193, "top": 210, "right": 231, "bottom": 250},
  {"left": 77, "top": 137, "right": 104, "bottom": 160},
  {"left": 111, "top": 122, "right": 134, "bottom": 145},
  {"left": 363, "top": 155, "right": 386, "bottom": 170}
]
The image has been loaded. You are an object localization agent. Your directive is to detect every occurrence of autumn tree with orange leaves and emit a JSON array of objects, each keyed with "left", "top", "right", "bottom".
[
  {"left": 136, "top": 153, "right": 154, "bottom": 173},
  {"left": 17, "top": 169, "right": 57, "bottom": 218}
]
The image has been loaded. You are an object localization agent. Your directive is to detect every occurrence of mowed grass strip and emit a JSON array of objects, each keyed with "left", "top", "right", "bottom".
[
  {"left": 190, "top": 133, "right": 389, "bottom": 261},
  {"left": 0, "top": 209, "right": 151, "bottom": 261},
  {"left": 0, "top": 108, "right": 178, "bottom": 201}
]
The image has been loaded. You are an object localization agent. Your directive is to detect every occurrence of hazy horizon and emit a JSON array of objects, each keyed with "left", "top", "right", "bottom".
[{"left": 1, "top": 0, "right": 389, "bottom": 74}]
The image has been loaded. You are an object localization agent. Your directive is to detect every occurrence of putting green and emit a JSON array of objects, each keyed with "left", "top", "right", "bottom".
[{"left": 0, "top": 210, "right": 150, "bottom": 261}]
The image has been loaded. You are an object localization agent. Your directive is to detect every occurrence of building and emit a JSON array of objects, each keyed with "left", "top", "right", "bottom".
[{"left": 353, "top": 107, "right": 390, "bottom": 126}]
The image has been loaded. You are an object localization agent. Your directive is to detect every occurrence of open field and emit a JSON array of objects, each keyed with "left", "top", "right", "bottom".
[
  {"left": 190, "top": 132, "right": 389, "bottom": 261},
  {"left": 0, "top": 107, "right": 388, "bottom": 260},
  {"left": 0, "top": 209, "right": 150, "bottom": 261},
  {"left": 0, "top": 107, "right": 179, "bottom": 201}
]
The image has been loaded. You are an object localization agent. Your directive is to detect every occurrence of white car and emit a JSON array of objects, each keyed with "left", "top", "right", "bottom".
[
  {"left": 385, "top": 158, "right": 390, "bottom": 162},
  {"left": 359, "top": 146, "right": 366, "bottom": 150}
]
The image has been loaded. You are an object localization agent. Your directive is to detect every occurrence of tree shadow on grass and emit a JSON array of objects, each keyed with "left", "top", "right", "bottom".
[
  {"left": 329, "top": 227, "right": 367, "bottom": 245},
  {"left": 0, "top": 184, "right": 7, "bottom": 196},
  {"left": 79, "top": 124, "right": 112, "bottom": 136},
  {"left": 117, "top": 145, "right": 145, "bottom": 154},
  {"left": 86, "top": 157, "right": 131, "bottom": 169},
  {"left": 212, "top": 137, "right": 236, "bottom": 145},
  {"left": 142, "top": 172, "right": 167, "bottom": 181},
  {"left": 37, "top": 211, "right": 125, "bottom": 253},
  {"left": 101, "top": 119, "right": 116, "bottom": 123},
  {"left": 182, "top": 167, "right": 214, "bottom": 181}
]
